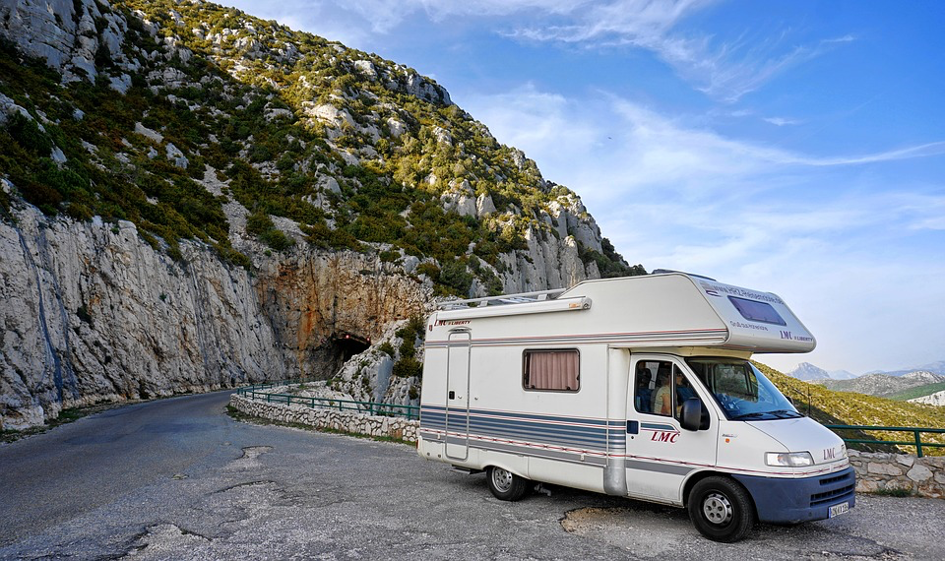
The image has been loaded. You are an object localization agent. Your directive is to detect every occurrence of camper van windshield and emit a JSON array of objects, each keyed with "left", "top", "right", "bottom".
[{"left": 686, "top": 358, "right": 802, "bottom": 421}]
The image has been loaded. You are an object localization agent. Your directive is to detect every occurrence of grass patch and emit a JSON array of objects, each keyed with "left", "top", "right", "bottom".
[{"left": 872, "top": 486, "right": 915, "bottom": 498}]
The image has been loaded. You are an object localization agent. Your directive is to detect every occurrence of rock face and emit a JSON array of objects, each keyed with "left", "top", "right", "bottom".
[
  {"left": 500, "top": 225, "right": 597, "bottom": 293},
  {"left": 0, "top": 202, "right": 428, "bottom": 429},
  {"left": 0, "top": 0, "right": 636, "bottom": 429},
  {"left": 0, "top": 0, "right": 136, "bottom": 83},
  {"left": 253, "top": 253, "right": 428, "bottom": 379}
]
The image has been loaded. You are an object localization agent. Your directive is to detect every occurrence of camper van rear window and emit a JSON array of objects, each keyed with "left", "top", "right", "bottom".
[
  {"left": 522, "top": 349, "right": 580, "bottom": 392},
  {"left": 728, "top": 296, "right": 787, "bottom": 326}
]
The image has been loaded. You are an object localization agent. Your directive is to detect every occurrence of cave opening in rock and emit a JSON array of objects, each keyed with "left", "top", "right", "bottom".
[
  {"left": 305, "top": 332, "right": 373, "bottom": 380},
  {"left": 331, "top": 332, "right": 371, "bottom": 364}
]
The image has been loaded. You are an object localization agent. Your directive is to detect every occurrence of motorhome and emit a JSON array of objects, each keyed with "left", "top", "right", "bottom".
[{"left": 417, "top": 272, "right": 854, "bottom": 542}]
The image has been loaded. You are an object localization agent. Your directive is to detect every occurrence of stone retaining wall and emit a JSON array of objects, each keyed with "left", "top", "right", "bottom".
[
  {"left": 849, "top": 450, "right": 945, "bottom": 498},
  {"left": 229, "top": 393, "right": 419, "bottom": 442}
]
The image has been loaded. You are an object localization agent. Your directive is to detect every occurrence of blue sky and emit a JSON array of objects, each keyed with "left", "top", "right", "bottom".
[{"left": 221, "top": 0, "right": 945, "bottom": 375}]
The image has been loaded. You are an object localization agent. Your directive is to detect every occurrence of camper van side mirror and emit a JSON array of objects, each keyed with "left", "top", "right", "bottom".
[{"left": 680, "top": 398, "right": 703, "bottom": 431}]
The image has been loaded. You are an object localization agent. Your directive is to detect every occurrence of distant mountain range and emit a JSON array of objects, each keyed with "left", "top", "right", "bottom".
[
  {"left": 787, "top": 360, "right": 945, "bottom": 402},
  {"left": 812, "top": 371, "right": 945, "bottom": 399},
  {"left": 788, "top": 360, "right": 945, "bottom": 381},
  {"left": 863, "top": 360, "right": 945, "bottom": 378},
  {"left": 787, "top": 362, "right": 858, "bottom": 381}
]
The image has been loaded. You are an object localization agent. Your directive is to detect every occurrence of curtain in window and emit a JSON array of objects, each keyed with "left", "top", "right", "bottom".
[{"left": 527, "top": 350, "right": 579, "bottom": 391}]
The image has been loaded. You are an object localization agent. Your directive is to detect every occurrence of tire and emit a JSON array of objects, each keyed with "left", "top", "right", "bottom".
[
  {"left": 486, "top": 466, "right": 529, "bottom": 501},
  {"left": 687, "top": 476, "right": 756, "bottom": 543}
]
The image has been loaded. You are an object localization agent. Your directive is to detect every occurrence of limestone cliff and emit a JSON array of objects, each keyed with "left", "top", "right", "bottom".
[
  {"left": 0, "top": 0, "right": 643, "bottom": 429},
  {"left": 0, "top": 197, "right": 429, "bottom": 429}
]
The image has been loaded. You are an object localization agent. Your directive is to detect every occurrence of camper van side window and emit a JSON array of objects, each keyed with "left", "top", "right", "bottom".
[
  {"left": 635, "top": 360, "right": 675, "bottom": 416},
  {"left": 522, "top": 349, "right": 580, "bottom": 392}
]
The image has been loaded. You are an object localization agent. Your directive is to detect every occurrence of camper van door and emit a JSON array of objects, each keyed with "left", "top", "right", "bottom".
[
  {"left": 626, "top": 355, "right": 718, "bottom": 502},
  {"left": 445, "top": 330, "right": 471, "bottom": 460}
]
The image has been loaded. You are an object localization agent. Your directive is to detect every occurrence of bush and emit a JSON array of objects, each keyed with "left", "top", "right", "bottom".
[
  {"left": 377, "top": 341, "right": 395, "bottom": 356},
  {"left": 246, "top": 210, "right": 294, "bottom": 251},
  {"left": 6, "top": 113, "right": 52, "bottom": 155},
  {"left": 392, "top": 357, "right": 422, "bottom": 379},
  {"left": 379, "top": 250, "right": 400, "bottom": 263},
  {"left": 260, "top": 228, "right": 294, "bottom": 251},
  {"left": 439, "top": 259, "right": 472, "bottom": 296},
  {"left": 399, "top": 338, "right": 415, "bottom": 359},
  {"left": 415, "top": 262, "right": 439, "bottom": 279}
]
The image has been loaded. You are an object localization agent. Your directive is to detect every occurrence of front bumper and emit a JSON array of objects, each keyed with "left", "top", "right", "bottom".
[{"left": 733, "top": 466, "right": 856, "bottom": 524}]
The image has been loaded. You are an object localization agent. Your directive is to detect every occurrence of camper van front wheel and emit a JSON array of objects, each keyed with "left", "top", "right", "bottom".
[
  {"left": 687, "top": 476, "right": 755, "bottom": 543},
  {"left": 487, "top": 467, "right": 528, "bottom": 501}
]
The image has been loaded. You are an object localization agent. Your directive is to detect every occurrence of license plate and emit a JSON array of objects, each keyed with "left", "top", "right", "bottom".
[{"left": 829, "top": 502, "right": 849, "bottom": 518}]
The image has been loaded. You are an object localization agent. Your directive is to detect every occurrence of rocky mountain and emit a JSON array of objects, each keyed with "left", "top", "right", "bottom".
[
  {"left": 787, "top": 362, "right": 856, "bottom": 382},
  {"left": 787, "top": 362, "right": 831, "bottom": 381},
  {"left": 0, "top": 0, "right": 643, "bottom": 429},
  {"left": 815, "top": 371, "right": 945, "bottom": 398}
]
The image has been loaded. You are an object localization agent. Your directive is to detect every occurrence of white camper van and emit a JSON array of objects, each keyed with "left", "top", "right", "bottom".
[{"left": 417, "top": 272, "right": 854, "bottom": 542}]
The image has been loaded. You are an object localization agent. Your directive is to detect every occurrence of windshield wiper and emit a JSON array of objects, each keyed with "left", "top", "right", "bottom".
[
  {"left": 731, "top": 410, "right": 803, "bottom": 421},
  {"left": 729, "top": 412, "right": 770, "bottom": 420},
  {"left": 768, "top": 409, "right": 804, "bottom": 419}
]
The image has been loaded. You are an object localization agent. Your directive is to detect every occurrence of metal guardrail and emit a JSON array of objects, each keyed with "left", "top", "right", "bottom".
[
  {"left": 825, "top": 424, "right": 945, "bottom": 458},
  {"left": 236, "top": 381, "right": 420, "bottom": 421}
]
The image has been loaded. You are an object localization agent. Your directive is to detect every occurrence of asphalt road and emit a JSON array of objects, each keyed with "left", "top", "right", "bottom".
[{"left": 1, "top": 391, "right": 943, "bottom": 560}]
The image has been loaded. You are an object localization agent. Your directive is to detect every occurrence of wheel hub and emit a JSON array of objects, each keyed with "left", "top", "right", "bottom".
[
  {"left": 703, "top": 492, "right": 734, "bottom": 525},
  {"left": 491, "top": 468, "right": 513, "bottom": 492}
]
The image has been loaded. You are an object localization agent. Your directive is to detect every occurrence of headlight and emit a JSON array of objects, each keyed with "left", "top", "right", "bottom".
[{"left": 765, "top": 452, "right": 814, "bottom": 467}]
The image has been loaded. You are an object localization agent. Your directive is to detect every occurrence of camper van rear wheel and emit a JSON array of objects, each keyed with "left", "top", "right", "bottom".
[
  {"left": 487, "top": 467, "right": 528, "bottom": 501},
  {"left": 688, "top": 476, "right": 755, "bottom": 543}
]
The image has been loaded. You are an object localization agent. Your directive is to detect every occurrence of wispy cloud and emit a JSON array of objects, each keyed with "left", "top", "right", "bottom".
[
  {"left": 787, "top": 141, "right": 945, "bottom": 166},
  {"left": 689, "top": 35, "right": 856, "bottom": 102},
  {"left": 505, "top": 1, "right": 855, "bottom": 101},
  {"left": 763, "top": 116, "right": 801, "bottom": 126},
  {"left": 508, "top": 0, "right": 706, "bottom": 44},
  {"left": 468, "top": 84, "right": 945, "bottom": 201}
]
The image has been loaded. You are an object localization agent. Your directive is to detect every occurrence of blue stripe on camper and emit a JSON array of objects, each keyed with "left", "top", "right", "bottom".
[{"left": 420, "top": 405, "right": 626, "bottom": 453}]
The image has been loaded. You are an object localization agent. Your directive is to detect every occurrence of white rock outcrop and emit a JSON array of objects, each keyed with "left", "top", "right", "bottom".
[
  {"left": 910, "top": 390, "right": 945, "bottom": 407},
  {"left": 0, "top": 0, "right": 132, "bottom": 83}
]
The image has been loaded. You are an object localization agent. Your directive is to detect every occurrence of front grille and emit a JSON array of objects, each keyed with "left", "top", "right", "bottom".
[
  {"left": 810, "top": 484, "right": 855, "bottom": 507},
  {"left": 819, "top": 474, "right": 847, "bottom": 486}
]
